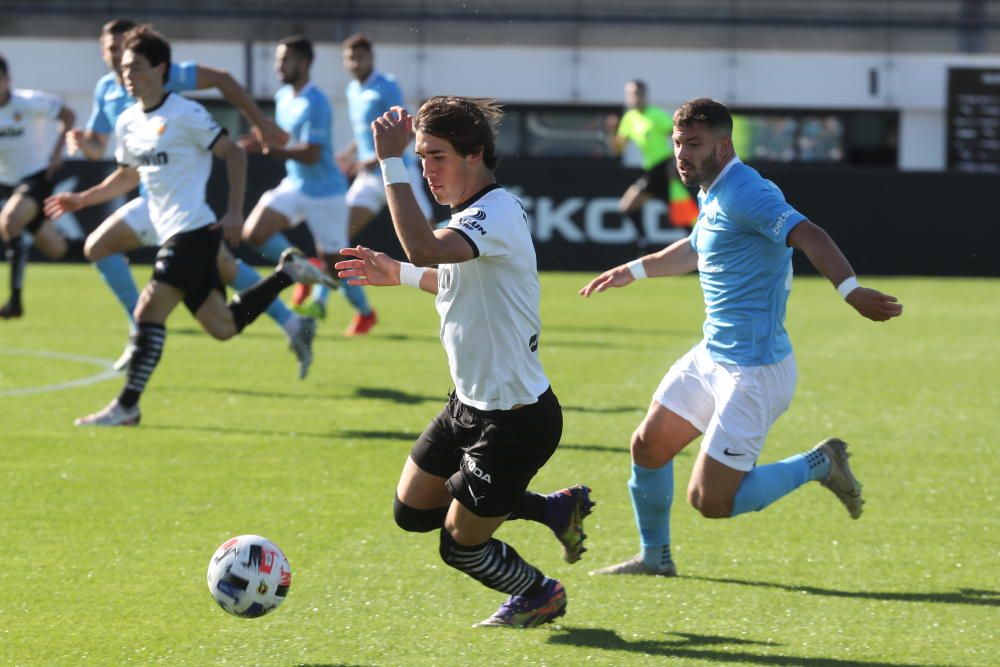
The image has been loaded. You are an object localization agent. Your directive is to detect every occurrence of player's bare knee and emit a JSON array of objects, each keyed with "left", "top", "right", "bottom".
[{"left": 688, "top": 486, "right": 733, "bottom": 518}]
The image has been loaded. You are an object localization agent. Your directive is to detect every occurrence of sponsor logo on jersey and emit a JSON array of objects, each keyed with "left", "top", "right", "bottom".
[
  {"left": 462, "top": 454, "right": 492, "bottom": 483},
  {"left": 457, "top": 216, "right": 487, "bottom": 236},
  {"left": 138, "top": 150, "right": 169, "bottom": 166},
  {"left": 772, "top": 209, "right": 794, "bottom": 236},
  {"left": 0, "top": 127, "right": 25, "bottom": 138}
]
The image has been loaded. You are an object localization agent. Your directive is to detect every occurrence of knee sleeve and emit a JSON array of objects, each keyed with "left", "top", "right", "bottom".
[{"left": 393, "top": 496, "right": 447, "bottom": 533}]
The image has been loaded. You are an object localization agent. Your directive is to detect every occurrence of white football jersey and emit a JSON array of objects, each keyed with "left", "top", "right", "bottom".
[
  {"left": 435, "top": 186, "right": 550, "bottom": 410},
  {"left": 0, "top": 89, "right": 63, "bottom": 186},
  {"left": 114, "top": 93, "right": 223, "bottom": 242}
]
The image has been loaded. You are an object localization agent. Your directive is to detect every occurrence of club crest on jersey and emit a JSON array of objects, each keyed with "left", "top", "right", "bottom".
[
  {"left": 457, "top": 208, "right": 487, "bottom": 236},
  {"left": 13, "top": 112, "right": 22, "bottom": 122},
  {"left": 157, "top": 122, "right": 167, "bottom": 135}
]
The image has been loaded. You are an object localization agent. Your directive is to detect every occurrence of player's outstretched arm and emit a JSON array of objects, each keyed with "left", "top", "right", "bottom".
[
  {"left": 580, "top": 236, "right": 697, "bottom": 297},
  {"left": 787, "top": 220, "right": 903, "bottom": 322},
  {"left": 43, "top": 166, "right": 139, "bottom": 219},
  {"left": 335, "top": 245, "right": 438, "bottom": 294},
  {"left": 195, "top": 66, "right": 289, "bottom": 147},
  {"left": 211, "top": 134, "right": 247, "bottom": 247}
]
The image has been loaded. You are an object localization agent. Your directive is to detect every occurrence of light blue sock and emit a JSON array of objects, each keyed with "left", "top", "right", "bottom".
[
  {"left": 629, "top": 461, "right": 674, "bottom": 569},
  {"left": 255, "top": 233, "right": 293, "bottom": 264},
  {"left": 313, "top": 284, "right": 330, "bottom": 306},
  {"left": 230, "top": 260, "right": 291, "bottom": 327},
  {"left": 340, "top": 283, "right": 372, "bottom": 315},
  {"left": 730, "top": 448, "right": 830, "bottom": 517},
  {"left": 95, "top": 254, "right": 138, "bottom": 331}
]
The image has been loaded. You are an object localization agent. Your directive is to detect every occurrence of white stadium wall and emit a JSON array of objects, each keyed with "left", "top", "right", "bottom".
[{"left": 4, "top": 36, "right": 1000, "bottom": 170}]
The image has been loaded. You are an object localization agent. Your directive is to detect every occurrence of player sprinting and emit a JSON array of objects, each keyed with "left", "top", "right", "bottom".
[
  {"left": 238, "top": 36, "right": 367, "bottom": 337},
  {"left": 335, "top": 97, "right": 593, "bottom": 628},
  {"left": 45, "top": 26, "right": 332, "bottom": 426},
  {"left": 0, "top": 54, "right": 77, "bottom": 319},
  {"left": 290, "top": 33, "right": 435, "bottom": 333},
  {"left": 61, "top": 19, "right": 317, "bottom": 378},
  {"left": 582, "top": 98, "right": 903, "bottom": 576}
]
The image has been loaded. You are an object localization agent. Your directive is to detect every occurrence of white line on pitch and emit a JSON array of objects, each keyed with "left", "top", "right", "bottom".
[{"left": 0, "top": 347, "right": 119, "bottom": 397}]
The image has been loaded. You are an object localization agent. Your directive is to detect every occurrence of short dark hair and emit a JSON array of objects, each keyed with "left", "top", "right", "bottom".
[
  {"left": 0, "top": 54, "right": 7, "bottom": 79},
  {"left": 123, "top": 25, "right": 171, "bottom": 84},
  {"left": 628, "top": 79, "right": 647, "bottom": 94},
  {"left": 342, "top": 33, "right": 373, "bottom": 53},
  {"left": 279, "top": 35, "right": 313, "bottom": 63},
  {"left": 414, "top": 96, "right": 503, "bottom": 171},
  {"left": 102, "top": 19, "right": 137, "bottom": 37},
  {"left": 673, "top": 97, "right": 733, "bottom": 136}
]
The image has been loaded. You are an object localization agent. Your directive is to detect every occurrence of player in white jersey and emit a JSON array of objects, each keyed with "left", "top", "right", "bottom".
[
  {"left": 44, "top": 26, "right": 332, "bottom": 427},
  {"left": 335, "top": 97, "right": 593, "bottom": 629},
  {"left": 52, "top": 19, "right": 315, "bottom": 378},
  {"left": 581, "top": 98, "right": 903, "bottom": 577},
  {"left": 0, "top": 54, "right": 76, "bottom": 319}
]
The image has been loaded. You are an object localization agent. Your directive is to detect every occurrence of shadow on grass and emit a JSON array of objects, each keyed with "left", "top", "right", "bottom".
[
  {"left": 145, "top": 424, "right": 419, "bottom": 442},
  {"left": 687, "top": 575, "right": 1000, "bottom": 608},
  {"left": 354, "top": 386, "right": 443, "bottom": 404},
  {"left": 549, "top": 628, "right": 943, "bottom": 667},
  {"left": 545, "top": 324, "right": 692, "bottom": 338},
  {"left": 562, "top": 404, "right": 642, "bottom": 415}
]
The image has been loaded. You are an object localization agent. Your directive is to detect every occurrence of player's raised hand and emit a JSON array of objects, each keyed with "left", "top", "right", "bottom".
[
  {"left": 43, "top": 192, "right": 83, "bottom": 219},
  {"left": 372, "top": 106, "right": 413, "bottom": 160},
  {"left": 579, "top": 264, "right": 635, "bottom": 298},
  {"left": 846, "top": 287, "right": 904, "bottom": 322},
  {"left": 335, "top": 245, "right": 401, "bottom": 287}
]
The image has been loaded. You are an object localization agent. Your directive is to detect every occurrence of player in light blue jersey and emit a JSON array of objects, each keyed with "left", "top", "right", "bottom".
[
  {"left": 581, "top": 98, "right": 903, "bottom": 577},
  {"left": 239, "top": 36, "right": 371, "bottom": 337},
  {"left": 60, "top": 20, "right": 317, "bottom": 378},
  {"left": 289, "top": 34, "right": 434, "bottom": 334}
]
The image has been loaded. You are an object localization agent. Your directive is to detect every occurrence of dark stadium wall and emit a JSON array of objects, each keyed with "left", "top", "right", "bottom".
[{"left": 26, "top": 158, "right": 1000, "bottom": 277}]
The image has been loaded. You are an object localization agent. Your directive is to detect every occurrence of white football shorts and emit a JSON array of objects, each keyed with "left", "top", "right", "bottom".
[
  {"left": 259, "top": 179, "right": 348, "bottom": 254},
  {"left": 345, "top": 162, "right": 433, "bottom": 219},
  {"left": 115, "top": 196, "right": 160, "bottom": 247},
  {"left": 653, "top": 341, "right": 797, "bottom": 471}
]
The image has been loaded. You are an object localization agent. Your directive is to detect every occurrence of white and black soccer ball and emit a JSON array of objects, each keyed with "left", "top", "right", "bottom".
[{"left": 206, "top": 535, "right": 291, "bottom": 618}]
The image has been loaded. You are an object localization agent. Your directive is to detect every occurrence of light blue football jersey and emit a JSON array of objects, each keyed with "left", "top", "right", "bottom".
[
  {"left": 274, "top": 83, "right": 346, "bottom": 197},
  {"left": 345, "top": 71, "right": 412, "bottom": 165},
  {"left": 688, "top": 157, "right": 806, "bottom": 366},
  {"left": 86, "top": 62, "right": 199, "bottom": 135}
]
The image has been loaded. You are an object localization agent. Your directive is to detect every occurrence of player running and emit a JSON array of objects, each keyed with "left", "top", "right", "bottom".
[
  {"left": 46, "top": 26, "right": 333, "bottom": 426},
  {"left": 239, "top": 36, "right": 366, "bottom": 337},
  {"left": 63, "top": 19, "right": 316, "bottom": 378},
  {"left": 582, "top": 98, "right": 903, "bottom": 577},
  {"left": 0, "top": 54, "right": 77, "bottom": 319},
  {"left": 335, "top": 97, "right": 593, "bottom": 628}
]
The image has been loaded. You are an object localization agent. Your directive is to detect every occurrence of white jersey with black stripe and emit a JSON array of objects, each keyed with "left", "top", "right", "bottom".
[
  {"left": 436, "top": 185, "right": 550, "bottom": 411},
  {"left": 114, "top": 93, "right": 224, "bottom": 242},
  {"left": 0, "top": 89, "right": 63, "bottom": 186}
]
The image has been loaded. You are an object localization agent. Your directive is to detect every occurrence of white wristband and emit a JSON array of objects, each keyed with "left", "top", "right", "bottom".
[
  {"left": 627, "top": 258, "right": 647, "bottom": 280},
  {"left": 380, "top": 157, "right": 409, "bottom": 185},
  {"left": 836, "top": 276, "right": 860, "bottom": 299},
  {"left": 398, "top": 262, "right": 426, "bottom": 289}
]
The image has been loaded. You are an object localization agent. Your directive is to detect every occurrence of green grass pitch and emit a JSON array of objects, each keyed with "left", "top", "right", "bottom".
[{"left": 1, "top": 265, "right": 997, "bottom": 666}]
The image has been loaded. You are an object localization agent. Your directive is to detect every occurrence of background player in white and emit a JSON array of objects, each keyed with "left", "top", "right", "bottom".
[
  {"left": 239, "top": 36, "right": 371, "bottom": 337},
  {"left": 57, "top": 19, "right": 316, "bottom": 378},
  {"left": 46, "top": 26, "right": 331, "bottom": 426},
  {"left": 290, "top": 33, "right": 434, "bottom": 332},
  {"left": 581, "top": 98, "right": 903, "bottom": 576},
  {"left": 335, "top": 97, "right": 593, "bottom": 628},
  {"left": 0, "top": 54, "right": 76, "bottom": 319}
]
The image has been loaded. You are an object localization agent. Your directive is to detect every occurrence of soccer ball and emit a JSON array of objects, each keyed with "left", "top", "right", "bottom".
[{"left": 206, "top": 535, "right": 292, "bottom": 618}]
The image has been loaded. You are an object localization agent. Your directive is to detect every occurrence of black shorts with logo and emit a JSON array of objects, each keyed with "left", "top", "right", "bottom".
[
  {"left": 0, "top": 169, "right": 55, "bottom": 233},
  {"left": 410, "top": 386, "right": 563, "bottom": 518},
  {"left": 152, "top": 224, "right": 224, "bottom": 314},
  {"left": 632, "top": 158, "right": 671, "bottom": 199}
]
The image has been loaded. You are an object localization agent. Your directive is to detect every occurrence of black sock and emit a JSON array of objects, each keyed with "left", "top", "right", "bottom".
[
  {"left": 117, "top": 323, "right": 165, "bottom": 408},
  {"left": 228, "top": 270, "right": 293, "bottom": 333},
  {"left": 439, "top": 529, "right": 544, "bottom": 596},
  {"left": 506, "top": 491, "right": 547, "bottom": 523},
  {"left": 7, "top": 235, "right": 27, "bottom": 303}
]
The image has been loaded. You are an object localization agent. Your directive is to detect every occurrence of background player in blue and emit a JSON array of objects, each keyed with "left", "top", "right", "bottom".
[
  {"left": 240, "top": 36, "right": 370, "bottom": 337},
  {"left": 581, "top": 98, "right": 903, "bottom": 577},
  {"left": 60, "top": 19, "right": 316, "bottom": 378},
  {"left": 290, "top": 33, "right": 433, "bottom": 334}
]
